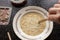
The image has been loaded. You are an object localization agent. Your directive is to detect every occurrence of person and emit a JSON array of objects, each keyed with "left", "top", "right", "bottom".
[{"left": 48, "top": 0, "right": 60, "bottom": 24}]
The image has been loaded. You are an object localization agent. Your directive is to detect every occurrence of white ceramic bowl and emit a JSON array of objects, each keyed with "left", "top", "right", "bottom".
[
  {"left": 13, "top": 6, "right": 53, "bottom": 40},
  {"left": 11, "top": 0, "right": 25, "bottom": 3}
]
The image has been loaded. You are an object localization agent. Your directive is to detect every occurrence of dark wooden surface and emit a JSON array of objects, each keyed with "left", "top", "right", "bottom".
[{"left": 0, "top": 0, "right": 60, "bottom": 40}]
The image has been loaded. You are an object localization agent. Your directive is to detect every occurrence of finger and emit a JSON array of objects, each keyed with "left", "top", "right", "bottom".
[
  {"left": 56, "top": 14, "right": 60, "bottom": 20},
  {"left": 58, "top": 0, "right": 60, "bottom": 4},
  {"left": 49, "top": 7, "right": 60, "bottom": 11},
  {"left": 54, "top": 4, "right": 60, "bottom": 8},
  {"left": 49, "top": 8, "right": 60, "bottom": 14},
  {"left": 48, "top": 15, "right": 57, "bottom": 21},
  {"left": 57, "top": 10, "right": 60, "bottom": 14},
  {"left": 49, "top": 8, "right": 56, "bottom": 14},
  {"left": 48, "top": 14, "right": 60, "bottom": 22},
  {"left": 54, "top": 14, "right": 60, "bottom": 23}
]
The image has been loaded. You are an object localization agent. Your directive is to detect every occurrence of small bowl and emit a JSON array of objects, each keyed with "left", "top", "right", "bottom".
[
  {"left": 10, "top": 0, "right": 27, "bottom": 7},
  {"left": 13, "top": 6, "right": 53, "bottom": 40}
]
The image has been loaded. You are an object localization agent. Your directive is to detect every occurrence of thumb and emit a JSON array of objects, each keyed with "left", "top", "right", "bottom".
[{"left": 48, "top": 15, "right": 57, "bottom": 21}]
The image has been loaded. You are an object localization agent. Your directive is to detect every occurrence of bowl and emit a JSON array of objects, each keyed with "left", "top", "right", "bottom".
[
  {"left": 13, "top": 6, "right": 53, "bottom": 40},
  {"left": 10, "top": 0, "right": 27, "bottom": 7}
]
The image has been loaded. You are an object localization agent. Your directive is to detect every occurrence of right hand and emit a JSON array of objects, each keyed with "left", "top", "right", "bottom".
[{"left": 48, "top": 0, "right": 60, "bottom": 24}]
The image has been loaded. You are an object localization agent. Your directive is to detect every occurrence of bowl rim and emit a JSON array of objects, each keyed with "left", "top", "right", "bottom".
[
  {"left": 11, "top": 0, "right": 25, "bottom": 3},
  {"left": 17, "top": 10, "right": 50, "bottom": 39}
]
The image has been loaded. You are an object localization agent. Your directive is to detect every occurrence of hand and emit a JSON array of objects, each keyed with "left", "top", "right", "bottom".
[{"left": 48, "top": 0, "right": 60, "bottom": 24}]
